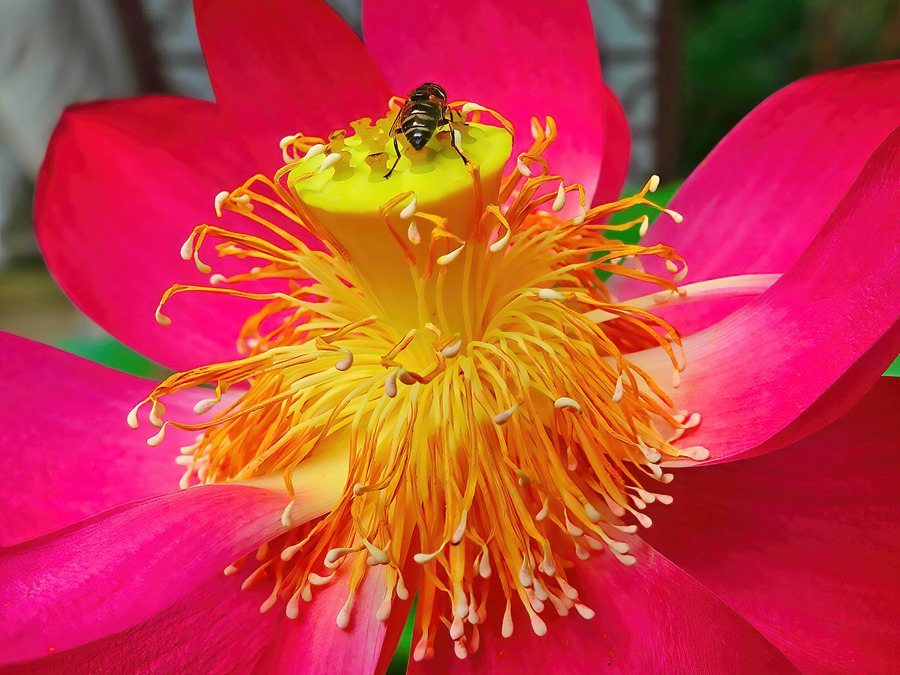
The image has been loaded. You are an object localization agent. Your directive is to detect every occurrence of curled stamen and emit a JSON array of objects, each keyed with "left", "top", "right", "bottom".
[
  {"left": 493, "top": 403, "right": 518, "bottom": 425},
  {"left": 553, "top": 397, "right": 581, "bottom": 413},
  {"left": 214, "top": 191, "right": 230, "bottom": 217},
  {"left": 438, "top": 243, "right": 466, "bottom": 266},
  {"left": 335, "top": 348, "right": 354, "bottom": 371},
  {"left": 552, "top": 182, "right": 566, "bottom": 212},
  {"left": 538, "top": 288, "right": 565, "bottom": 301},
  {"left": 400, "top": 194, "right": 417, "bottom": 220}
]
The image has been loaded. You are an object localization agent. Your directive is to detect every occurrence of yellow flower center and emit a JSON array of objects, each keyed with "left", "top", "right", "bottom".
[{"left": 132, "top": 98, "right": 707, "bottom": 659}]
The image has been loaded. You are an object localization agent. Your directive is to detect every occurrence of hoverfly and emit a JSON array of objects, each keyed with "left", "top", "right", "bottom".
[{"left": 384, "top": 82, "right": 469, "bottom": 178}]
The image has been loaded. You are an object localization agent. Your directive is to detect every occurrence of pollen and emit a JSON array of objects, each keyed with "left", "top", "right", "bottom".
[{"left": 129, "top": 98, "right": 708, "bottom": 659}]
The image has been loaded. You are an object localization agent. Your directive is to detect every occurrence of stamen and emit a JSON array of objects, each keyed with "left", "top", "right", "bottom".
[
  {"left": 553, "top": 397, "right": 581, "bottom": 412},
  {"left": 334, "top": 348, "right": 354, "bottom": 371},
  {"left": 437, "top": 243, "right": 465, "bottom": 266},
  {"left": 492, "top": 403, "right": 518, "bottom": 425},
  {"left": 538, "top": 288, "right": 565, "bottom": 301},
  {"left": 138, "top": 107, "right": 708, "bottom": 650},
  {"left": 281, "top": 500, "right": 295, "bottom": 528},
  {"left": 552, "top": 183, "right": 566, "bottom": 212},
  {"left": 400, "top": 193, "right": 417, "bottom": 220},
  {"left": 214, "top": 191, "right": 230, "bottom": 217}
]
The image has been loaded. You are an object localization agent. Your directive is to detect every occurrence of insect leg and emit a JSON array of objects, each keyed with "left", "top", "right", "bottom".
[
  {"left": 384, "top": 107, "right": 405, "bottom": 179},
  {"left": 384, "top": 133, "right": 403, "bottom": 179},
  {"left": 445, "top": 110, "right": 470, "bottom": 166}
]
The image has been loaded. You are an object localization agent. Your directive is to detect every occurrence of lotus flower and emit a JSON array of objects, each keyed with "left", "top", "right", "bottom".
[{"left": 2, "top": 0, "right": 899, "bottom": 673}]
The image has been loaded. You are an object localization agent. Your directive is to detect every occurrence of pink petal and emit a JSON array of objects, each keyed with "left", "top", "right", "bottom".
[
  {"left": 621, "top": 273, "right": 777, "bottom": 338},
  {"left": 0, "top": 332, "right": 205, "bottom": 546},
  {"left": 35, "top": 96, "right": 296, "bottom": 372},
  {"left": 364, "top": 0, "right": 606, "bottom": 204},
  {"left": 6, "top": 574, "right": 288, "bottom": 673},
  {"left": 0, "top": 483, "right": 335, "bottom": 664},
  {"left": 593, "top": 83, "right": 631, "bottom": 206},
  {"left": 194, "top": 0, "right": 392, "bottom": 174},
  {"left": 251, "top": 565, "right": 414, "bottom": 674},
  {"left": 642, "top": 377, "right": 900, "bottom": 674},
  {"left": 9, "top": 565, "right": 409, "bottom": 674},
  {"left": 611, "top": 60, "right": 900, "bottom": 299},
  {"left": 630, "top": 125, "right": 900, "bottom": 462},
  {"left": 410, "top": 539, "right": 797, "bottom": 673}
]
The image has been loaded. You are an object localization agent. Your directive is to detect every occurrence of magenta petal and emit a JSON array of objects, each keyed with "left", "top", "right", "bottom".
[
  {"left": 631, "top": 125, "right": 900, "bottom": 462},
  {"left": 364, "top": 0, "right": 606, "bottom": 203},
  {"left": 593, "top": 83, "right": 631, "bottom": 206},
  {"left": 0, "top": 332, "right": 208, "bottom": 546},
  {"left": 611, "top": 61, "right": 900, "bottom": 299},
  {"left": 3, "top": 574, "right": 286, "bottom": 673},
  {"left": 0, "top": 485, "right": 290, "bottom": 664},
  {"left": 642, "top": 377, "right": 900, "bottom": 674},
  {"left": 10, "top": 567, "right": 410, "bottom": 674},
  {"left": 251, "top": 565, "right": 413, "bottom": 674},
  {"left": 195, "top": 0, "right": 392, "bottom": 174},
  {"left": 35, "top": 96, "right": 286, "bottom": 371},
  {"left": 411, "top": 539, "right": 797, "bottom": 673}
]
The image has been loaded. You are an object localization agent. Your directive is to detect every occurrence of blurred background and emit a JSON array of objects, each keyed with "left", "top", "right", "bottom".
[{"left": 0, "top": 0, "right": 899, "bottom": 377}]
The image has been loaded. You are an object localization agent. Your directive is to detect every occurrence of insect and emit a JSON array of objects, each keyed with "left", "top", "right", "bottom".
[{"left": 384, "top": 82, "right": 469, "bottom": 179}]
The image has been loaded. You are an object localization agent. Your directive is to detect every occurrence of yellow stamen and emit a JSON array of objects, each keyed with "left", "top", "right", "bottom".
[{"left": 133, "top": 100, "right": 712, "bottom": 657}]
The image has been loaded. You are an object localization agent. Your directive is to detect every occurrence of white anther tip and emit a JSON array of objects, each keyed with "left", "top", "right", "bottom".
[
  {"left": 461, "top": 102, "right": 486, "bottom": 113},
  {"left": 516, "top": 156, "right": 532, "bottom": 177},
  {"left": 552, "top": 183, "right": 566, "bottom": 212},
  {"left": 639, "top": 215, "right": 650, "bottom": 237},
  {"left": 194, "top": 398, "right": 219, "bottom": 415},
  {"left": 400, "top": 194, "right": 417, "bottom": 220},
  {"left": 683, "top": 445, "right": 710, "bottom": 461},
  {"left": 376, "top": 599, "right": 392, "bottom": 622},
  {"left": 334, "top": 349, "right": 353, "bottom": 372},
  {"left": 407, "top": 221, "right": 421, "bottom": 245},
  {"left": 281, "top": 500, "right": 295, "bottom": 528},
  {"left": 209, "top": 273, "right": 228, "bottom": 286},
  {"left": 363, "top": 540, "right": 390, "bottom": 565},
  {"left": 127, "top": 404, "right": 141, "bottom": 429},
  {"left": 149, "top": 400, "right": 166, "bottom": 427},
  {"left": 414, "top": 550, "right": 442, "bottom": 564},
  {"left": 612, "top": 376, "right": 624, "bottom": 403},
  {"left": 538, "top": 288, "right": 565, "bottom": 302},
  {"left": 155, "top": 309, "right": 171, "bottom": 326},
  {"left": 553, "top": 397, "right": 581, "bottom": 413},
  {"left": 317, "top": 152, "right": 342, "bottom": 173},
  {"left": 336, "top": 607, "right": 352, "bottom": 630},
  {"left": 665, "top": 208, "right": 684, "bottom": 223},
  {"left": 384, "top": 369, "right": 399, "bottom": 398},
  {"left": 575, "top": 603, "right": 596, "bottom": 620},
  {"left": 489, "top": 228, "right": 511, "bottom": 253},
  {"left": 648, "top": 175, "right": 660, "bottom": 192},
  {"left": 573, "top": 208, "right": 585, "bottom": 225},
  {"left": 530, "top": 615, "right": 547, "bottom": 637},
  {"left": 441, "top": 340, "right": 462, "bottom": 358},
  {"left": 146, "top": 426, "right": 166, "bottom": 447},
  {"left": 493, "top": 404, "right": 518, "bottom": 426},
  {"left": 437, "top": 244, "right": 465, "bottom": 266},
  {"left": 302, "top": 143, "right": 326, "bottom": 160},
  {"left": 180, "top": 233, "right": 195, "bottom": 260},
  {"left": 214, "top": 191, "right": 230, "bottom": 216},
  {"left": 279, "top": 134, "right": 298, "bottom": 150}
]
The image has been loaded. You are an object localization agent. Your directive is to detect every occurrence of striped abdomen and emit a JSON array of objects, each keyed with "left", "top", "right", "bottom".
[{"left": 400, "top": 101, "right": 441, "bottom": 150}]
